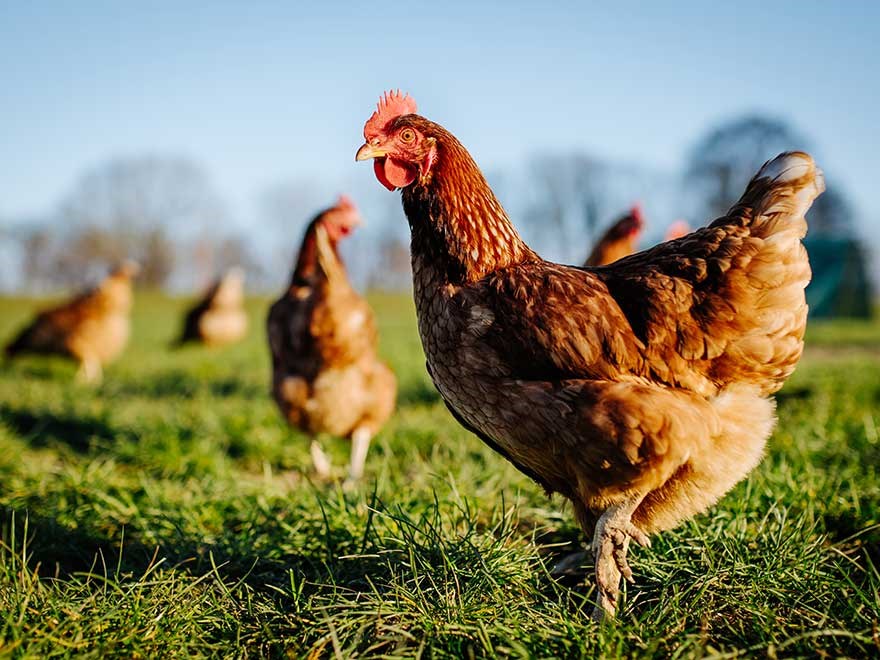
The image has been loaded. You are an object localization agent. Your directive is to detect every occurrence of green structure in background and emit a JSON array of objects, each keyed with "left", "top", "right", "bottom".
[{"left": 805, "top": 238, "right": 874, "bottom": 318}]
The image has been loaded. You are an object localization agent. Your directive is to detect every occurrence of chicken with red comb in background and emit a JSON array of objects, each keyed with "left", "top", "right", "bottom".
[
  {"left": 583, "top": 204, "right": 645, "bottom": 267},
  {"left": 267, "top": 195, "right": 396, "bottom": 486},
  {"left": 356, "top": 90, "right": 823, "bottom": 620}
]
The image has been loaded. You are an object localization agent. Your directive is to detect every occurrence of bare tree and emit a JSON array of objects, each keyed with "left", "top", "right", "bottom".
[
  {"left": 139, "top": 227, "right": 176, "bottom": 288},
  {"left": 57, "top": 156, "right": 226, "bottom": 288},
  {"left": 523, "top": 153, "right": 614, "bottom": 260},
  {"left": 686, "top": 115, "right": 809, "bottom": 219},
  {"left": 47, "top": 225, "right": 128, "bottom": 286},
  {"left": 808, "top": 185, "right": 856, "bottom": 235},
  {"left": 687, "top": 115, "right": 857, "bottom": 235},
  {"left": 261, "top": 179, "right": 331, "bottom": 287},
  {"left": 368, "top": 232, "right": 411, "bottom": 291},
  {"left": 62, "top": 156, "right": 223, "bottom": 233},
  {"left": 186, "top": 231, "right": 262, "bottom": 291},
  {"left": 20, "top": 227, "right": 55, "bottom": 290}
]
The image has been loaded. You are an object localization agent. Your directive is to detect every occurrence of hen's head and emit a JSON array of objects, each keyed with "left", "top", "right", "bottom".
[
  {"left": 355, "top": 90, "right": 437, "bottom": 191},
  {"left": 610, "top": 204, "right": 644, "bottom": 240},
  {"left": 319, "top": 195, "right": 362, "bottom": 242},
  {"left": 110, "top": 260, "right": 141, "bottom": 280}
]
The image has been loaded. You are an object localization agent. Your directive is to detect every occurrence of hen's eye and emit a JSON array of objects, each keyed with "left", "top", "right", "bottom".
[{"left": 400, "top": 129, "right": 415, "bottom": 143}]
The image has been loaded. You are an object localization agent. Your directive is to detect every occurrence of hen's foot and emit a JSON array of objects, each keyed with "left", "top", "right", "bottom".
[{"left": 590, "top": 497, "right": 650, "bottom": 623}]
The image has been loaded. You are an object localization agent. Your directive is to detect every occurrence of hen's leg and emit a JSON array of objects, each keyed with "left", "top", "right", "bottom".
[
  {"left": 76, "top": 358, "right": 102, "bottom": 384},
  {"left": 591, "top": 495, "right": 650, "bottom": 622},
  {"left": 309, "top": 439, "right": 332, "bottom": 479},
  {"left": 343, "top": 427, "right": 371, "bottom": 490}
]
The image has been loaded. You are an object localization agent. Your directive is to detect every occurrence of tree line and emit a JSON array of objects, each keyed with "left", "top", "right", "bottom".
[{"left": 4, "top": 114, "right": 862, "bottom": 293}]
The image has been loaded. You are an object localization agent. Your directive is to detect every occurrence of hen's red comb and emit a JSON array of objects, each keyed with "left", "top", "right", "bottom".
[
  {"left": 364, "top": 90, "right": 417, "bottom": 140},
  {"left": 336, "top": 194, "right": 356, "bottom": 211},
  {"left": 630, "top": 203, "right": 644, "bottom": 226}
]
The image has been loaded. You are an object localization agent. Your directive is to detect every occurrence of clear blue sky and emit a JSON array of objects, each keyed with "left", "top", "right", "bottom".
[{"left": 2, "top": 1, "right": 878, "bottom": 234}]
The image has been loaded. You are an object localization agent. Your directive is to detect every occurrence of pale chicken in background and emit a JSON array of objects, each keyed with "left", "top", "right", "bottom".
[
  {"left": 267, "top": 196, "right": 396, "bottom": 486},
  {"left": 4, "top": 261, "right": 139, "bottom": 383},
  {"left": 356, "top": 90, "right": 822, "bottom": 620},
  {"left": 175, "top": 267, "right": 248, "bottom": 347}
]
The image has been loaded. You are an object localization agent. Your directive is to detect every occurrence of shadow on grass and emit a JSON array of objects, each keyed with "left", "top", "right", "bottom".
[
  {"left": 2, "top": 357, "right": 75, "bottom": 382},
  {"left": 820, "top": 511, "right": 880, "bottom": 567},
  {"left": 0, "top": 404, "right": 129, "bottom": 453},
  {"left": 397, "top": 379, "right": 441, "bottom": 406},
  {"left": 0, "top": 498, "right": 409, "bottom": 600},
  {"left": 0, "top": 494, "right": 581, "bottom": 615},
  {"left": 775, "top": 385, "right": 813, "bottom": 406},
  {"left": 102, "top": 369, "right": 265, "bottom": 400}
]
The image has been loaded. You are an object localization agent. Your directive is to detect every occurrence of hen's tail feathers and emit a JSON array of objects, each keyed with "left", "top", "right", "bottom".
[
  {"left": 721, "top": 152, "right": 823, "bottom": 393},
  {"left": 724, "top": 152, "right": 823, "bottom": 290},
  {"left": 731, "top": 151, "right": 825, "bottom": 240}
]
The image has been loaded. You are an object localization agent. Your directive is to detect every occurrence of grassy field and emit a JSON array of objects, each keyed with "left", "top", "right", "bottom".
[{"left": 0, "top": 292, "right": 878, "bottom": 658}]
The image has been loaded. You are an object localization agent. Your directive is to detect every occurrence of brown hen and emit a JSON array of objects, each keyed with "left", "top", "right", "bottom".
[
  {"left": 5, "top": 261, "right": 139, "bottom": 383},
  {"left": 584, "top": 205, "right": 644, "bottom": 267},
  {"left": 267, "top": 196, "right": 396, "bottom": 485},
  {"left": 175, "top": 267, "right": 248, "bottom": 347},
  {"left": 356, "top": 91, "right": 822, "bottom": 620}
]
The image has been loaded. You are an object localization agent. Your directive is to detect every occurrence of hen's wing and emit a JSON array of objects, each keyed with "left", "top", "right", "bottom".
[{"left": 483, "top": 152, "right": 822, "bottom": 397}]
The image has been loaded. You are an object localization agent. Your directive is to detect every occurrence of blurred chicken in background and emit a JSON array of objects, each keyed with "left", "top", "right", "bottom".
[
  {"left": 4, "top": 261, "right": 139, "bottom": 383},
  {"left": 584, "top": 205, "right": 644, "bottom": 266},
  {"left": 174, "top": 267, "right": 248, "bottom": 347},
  {"left": 267, "top": 196, "right": 396, "bottom": 486},
  {"left": 664, "top": 219, "right": 692, "bottom": 241}
]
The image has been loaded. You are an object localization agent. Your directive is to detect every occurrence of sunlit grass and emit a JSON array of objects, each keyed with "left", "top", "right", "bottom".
[{"left": 0, "top": 293, "right": 878, "bottom": 657}]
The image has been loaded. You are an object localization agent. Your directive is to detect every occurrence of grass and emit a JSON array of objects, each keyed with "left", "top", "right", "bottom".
[{"left": 0, "top": 291, "right": 878, "bottom": 658}]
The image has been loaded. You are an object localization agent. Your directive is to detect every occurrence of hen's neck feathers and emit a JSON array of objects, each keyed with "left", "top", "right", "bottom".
[
  {"left": 290, "top": 219, "right": 340, "bottom": 287},
  {"left": 401, "top": 121, "right": 537, "bottom": 284}
]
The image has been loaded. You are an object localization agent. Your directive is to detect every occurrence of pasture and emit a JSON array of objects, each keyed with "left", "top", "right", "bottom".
[{"left": 0, "top": 293, "right": 878, "bottom": 658}]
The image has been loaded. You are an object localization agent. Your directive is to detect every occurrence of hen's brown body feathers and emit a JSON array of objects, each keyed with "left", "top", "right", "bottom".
[
  {"left": 367, "top": 110, "right": 821, "bottom": 617},
  {"left": 5, "top": 262, "right": 138, "bottom": 382},
  {"left": 267, "top": 214, "right": 396, "bottom": 481}
]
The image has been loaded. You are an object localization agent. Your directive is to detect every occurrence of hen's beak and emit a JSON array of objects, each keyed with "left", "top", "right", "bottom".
[{"left": 355, "top": 143, "right": 386, "bottom": 161}]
